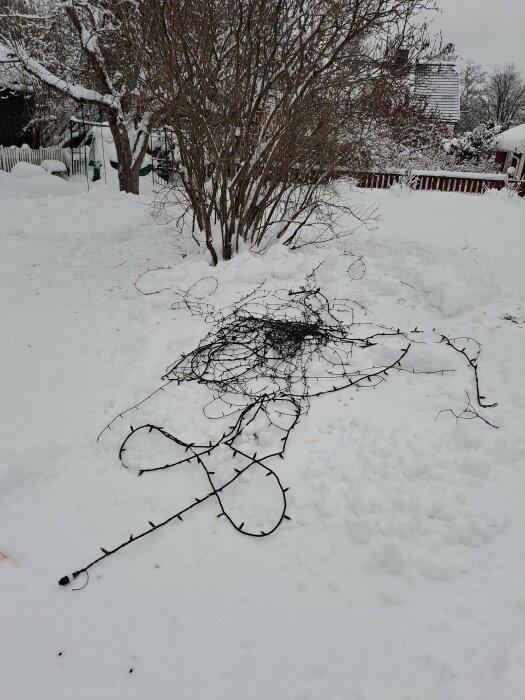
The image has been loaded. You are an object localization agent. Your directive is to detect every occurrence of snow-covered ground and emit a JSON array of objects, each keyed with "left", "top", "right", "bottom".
[{"left": 1, "top": 172, "right": 524, "bottom": 700}]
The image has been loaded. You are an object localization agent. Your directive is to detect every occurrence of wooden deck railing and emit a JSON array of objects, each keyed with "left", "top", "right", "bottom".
[{"left": 350, "top": 169, "right": 524, "bottom": 196}]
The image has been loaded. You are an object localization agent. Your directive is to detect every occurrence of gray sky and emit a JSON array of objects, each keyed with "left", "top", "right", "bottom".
[{"left": 431, "top": 0, "right": 525, "bottom": 75}]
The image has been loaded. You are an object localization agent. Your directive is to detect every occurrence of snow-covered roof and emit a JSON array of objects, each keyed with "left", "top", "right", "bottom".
[
  {"left": 493, "top": 123, "right": 525, "bottom": 153},
  {"left": 414, "top": 63, "right": 460, "bottom": 124}
]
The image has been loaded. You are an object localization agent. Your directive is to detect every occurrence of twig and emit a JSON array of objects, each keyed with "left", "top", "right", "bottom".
[{"left": 436, "top": 390, "right": 499, "bottom": 429}]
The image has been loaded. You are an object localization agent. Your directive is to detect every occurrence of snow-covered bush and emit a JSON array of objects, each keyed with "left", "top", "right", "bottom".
[
  {"left": 443, "top": 122, "right": 506, "bottom": 167},
  {"left": 372, "top": 121, "right": 504, "bottom": 175},
  {"left": 369, "top": 131, "right": 449, "bottom": 173},
  {"left": 397, "top": 169, "right": 420, "bottom": 191}
]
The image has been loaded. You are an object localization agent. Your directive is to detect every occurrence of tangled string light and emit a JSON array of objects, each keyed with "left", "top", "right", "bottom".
[{"left": 58, "top": 273, "right": 496, "bottom": 588}]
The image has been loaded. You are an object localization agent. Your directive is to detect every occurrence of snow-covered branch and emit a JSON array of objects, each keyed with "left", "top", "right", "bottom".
[{"left": 4, "top": 46, "right": 118, "bottom": 108}]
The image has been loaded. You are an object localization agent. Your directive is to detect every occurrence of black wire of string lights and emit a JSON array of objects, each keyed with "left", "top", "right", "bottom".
[{"left": 58, "top": 272, "right": 497, "bottom": 588}]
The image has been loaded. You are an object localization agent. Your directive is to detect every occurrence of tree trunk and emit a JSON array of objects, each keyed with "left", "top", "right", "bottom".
[
  {"left": 108, "top": 119, "right": 140, "bottom": 195},
  {"left": 203, "top": 215, "right": 218, "bottom": 265},
  {"left": 223, "top": 230, "right": 232, "bottom": 260},
  {"left": 118, "top": 165, "right": 141, "bottom": 195}
]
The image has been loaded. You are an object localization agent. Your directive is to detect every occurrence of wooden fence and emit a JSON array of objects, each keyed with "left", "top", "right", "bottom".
[
  {"left": 351, "top": 169, "right": 524, "bottom": 196},
  {"left": 0, "top": 145, "right": 87, "bottom": 176}
]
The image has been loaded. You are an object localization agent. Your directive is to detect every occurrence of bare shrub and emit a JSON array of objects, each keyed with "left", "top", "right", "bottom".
[{"left": 147, "top": 0, "right": 441, "bottom": 262}]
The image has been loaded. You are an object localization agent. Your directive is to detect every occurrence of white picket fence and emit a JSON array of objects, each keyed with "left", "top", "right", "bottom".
[{"left": 0, "top": 145, "right": 71, "bottom": 174}]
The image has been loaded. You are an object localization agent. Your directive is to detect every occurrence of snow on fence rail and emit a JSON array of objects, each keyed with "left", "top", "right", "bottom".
[
  {"left": 0, "top": 145, "right": 87, "bottom": 176},
  {"left": 350, "top": 169, "right": 524, "bottom": 196}
]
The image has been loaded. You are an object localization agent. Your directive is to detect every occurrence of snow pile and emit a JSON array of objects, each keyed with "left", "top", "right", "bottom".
[
  {"left": 0, "top": 168, "right": 82, "bottom": 199},
  {"left": 0, "top": 181, "right": 524, "bottom": 700},
  {"left": 11, "top": 161, "right": 47, "bottom": 177},
  {"left": 41, "top": 159, "right": 68, "bottom": 174}
]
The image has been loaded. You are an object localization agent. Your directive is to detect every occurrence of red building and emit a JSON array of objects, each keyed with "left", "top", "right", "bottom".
[{"left": 494, "top": 123, "right": 525, "bottom": 180}]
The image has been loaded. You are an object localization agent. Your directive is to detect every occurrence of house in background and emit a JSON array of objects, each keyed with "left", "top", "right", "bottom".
[
  {"left": 493, "top": 123, "right": 525, "bottom": 179},
  {"left": 0, "top": 88, "right": 34, "bottom": 147},
  {"left": 0, "top": 44, "right": 35, "bottom": 147},
  {"left": 414, "top": 61, "right": 460, "bottom": 135}
]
